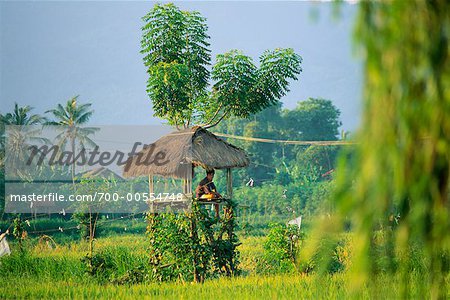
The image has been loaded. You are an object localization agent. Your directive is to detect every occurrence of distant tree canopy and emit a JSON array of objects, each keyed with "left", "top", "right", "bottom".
[
  {"left": 283, "top": 98, "right": 342, "bottom": 141},
  {"left": 215, "top": 98, "right": 342, "bottom": 186},
  {"left": 141, "top": 3, "right": 302, "bottom": 129}
]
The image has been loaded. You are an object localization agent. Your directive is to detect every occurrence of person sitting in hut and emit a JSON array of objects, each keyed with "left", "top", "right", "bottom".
[
  {"left": 196, "top": 169, "right": 222, "bottom": 217},
  {"left": 195, "top": 169, "right": 221, "bottom": 199}
]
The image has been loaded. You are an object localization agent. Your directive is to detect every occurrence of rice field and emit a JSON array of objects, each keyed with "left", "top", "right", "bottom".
[{"left": 1, "top": 234, "right": 446, "bottom": 299}]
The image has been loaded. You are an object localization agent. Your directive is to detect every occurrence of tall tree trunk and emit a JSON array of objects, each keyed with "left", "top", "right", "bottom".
[{"left": 71, "top": 135, "right": 75, "bottom": 186}]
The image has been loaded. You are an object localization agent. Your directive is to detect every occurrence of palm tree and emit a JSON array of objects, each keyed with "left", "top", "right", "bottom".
[
  {"left": 0, "top": 103, "right": 46, "bottom": 219},
  {"left": 45, "top": 96, "right": 97, "bottom": 183},
  {"left": 0, "top": 103, "right": 47, "bottom": 171},
  {"left": 1, "top": 103, "right": 46, "bottom": 154},
  {"left": 1, "top": 103, "right": 46, "bottom": 126},
  {"left": 46, "top": 96, "right": 100, "bottom": 257}
]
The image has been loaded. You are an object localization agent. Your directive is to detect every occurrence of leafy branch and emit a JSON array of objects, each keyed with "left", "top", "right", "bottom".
[{"left": 141, "top": 4, "right": 302, "bottom": 129}]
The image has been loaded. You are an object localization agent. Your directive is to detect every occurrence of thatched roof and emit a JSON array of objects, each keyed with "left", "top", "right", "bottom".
[{"left": 122, "top": 126, "right": 249, "bottom": 179}]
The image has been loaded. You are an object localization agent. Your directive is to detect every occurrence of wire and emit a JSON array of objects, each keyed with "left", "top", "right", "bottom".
[
  {"left": 25, "top": 212, "right": 145, "bottom": 235},
  {"left": 214, "top": 132, "right": 355, "bottom": 145},
  {"left": 1, "top": 213, "right": 51, "bottom": 233}
]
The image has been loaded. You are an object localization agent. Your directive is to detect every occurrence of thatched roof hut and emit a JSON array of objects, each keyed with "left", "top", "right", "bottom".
[{"left": 123, "top": 126, "right": 249, "bottom": 179}]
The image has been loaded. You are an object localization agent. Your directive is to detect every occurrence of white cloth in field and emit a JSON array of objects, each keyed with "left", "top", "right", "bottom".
[
  {"left": 0, "top": 234, "right": 11, "bottom": 257},
  {"left": 288, "top": 216, "right": 302, "bottom": 229}
]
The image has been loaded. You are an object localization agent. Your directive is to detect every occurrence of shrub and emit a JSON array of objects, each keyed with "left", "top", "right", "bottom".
[
  {"left": 256, "top": 223, "right": 302, "bottom": 275},
  {"left": 147, "top": 200, "right": 240, "bottom": 283},
  {"left": 82, "top": 246, "right": 148, "bottom": 284}
]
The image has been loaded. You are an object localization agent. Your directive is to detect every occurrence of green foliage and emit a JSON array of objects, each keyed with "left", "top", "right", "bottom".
[
  {"left": 82, "top": 246, "right": 148, "bottom": 284},
  {"left": 296, "top": 233, "right": 352, "bottom": 275},
  {"left": 216, "top": 98, "right": 342, "bottom": 184},
  {"left": 0, "top": 234, "right": 445, "bottom": 298},
  {"left": 0, "top": 104, "right": 47, "bottom": 218},
  {"left": 45, "top": 96, "right": 94, "bottom": 127},
  {"left": 257, "top": 223, "right": 301, "bottom": 274},
  {"left": 147, "top": 212, "right": 201, "bottom": 282},
  {"left": 72, "top": 212, "right": 90, "bottom": 240},
  {"left": 284, "top": 98, "right": 342, "bottom": 141},
  {"left": 304, "top": 1, "right": 450, "bottom": 298},
  {"left": 141, "top": 3, "right": 302, "bottom": 128},
  {"left": 141, "top": 3, "right": 210, "bottom": 127},
  {"left": 45, "top": 96, "right": 97, "bottom": 151},
  {"left": 12, "top": 216, "right": 26, "bottom": 252},
  {"left": 0, "top": 103, "right": 46, "bottom": 126},
  {"left": 146, "top": 62, "right": 192, "bottom": 123},
  {"left": 0, "top": 251, "right": 85, "bottom": 280},
  {"left": 291, "top": 146, "right": 338, "bottom": 183},
  {"left": 45, "top": 96, "right": 97, "bottom": 185},
  {"left": 305, "top": 180, "right": 334, "bottom": 216},
  {"left": 212, "top": 50, "right": 257, "bottom": 117},
  {"left": 146, "top": 200, "right": 239, "bottom": 282},
  {"left": 212, "top": 49, "right": 302, "bottom": 119},
  {"left": 82, "top": 251, "right": 115, "bottom": 280},
  {"left": 233, "top": 176, "right": 334, "bottom": 227}
]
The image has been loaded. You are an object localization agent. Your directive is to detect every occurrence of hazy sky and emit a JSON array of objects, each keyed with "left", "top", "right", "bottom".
[{"left": 0, "top": 1, "right": 362, "bottom": 132}]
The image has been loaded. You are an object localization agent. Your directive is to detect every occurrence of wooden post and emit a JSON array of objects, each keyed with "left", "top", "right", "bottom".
[
  {"left": 148, "top": 175, "right": 154, "bottom": 213},
  {"left": 182, "top": 165, "right": 193, "bottom": 195},
  {"left": 226, "top": 168, "right": 233, "bottom": 199},
  {"left": 225, "top": 168, "right": 235, "bottom": 274},
  {"left": 190, "top": 164, "right": 194, "bottom": 194},
  {"left": 148, "top": 174, "right": 154, "bottom": 194},
  {"left": 188, "top": 168, "right": 192, "bottom": 194},
  {"left": 185, "top": 164, "right": 193, "bottom": 195}
]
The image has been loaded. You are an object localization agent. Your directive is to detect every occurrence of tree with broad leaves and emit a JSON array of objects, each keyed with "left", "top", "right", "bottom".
[
  {"left": 141, "top": 3, "right": 302, "bottom": 129},
  {"left": 283, "top": 98, "right": 342, "bottom": 142}
]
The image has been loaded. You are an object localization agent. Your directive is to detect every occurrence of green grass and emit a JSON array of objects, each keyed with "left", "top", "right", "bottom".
[
  {"left": 1, "top": 234, "right": 446, "bottom": 299},
  {"left": 0, "top": 274, "right": 343, "bottom": 299},
  {"left": 1, "top": 270, "right": 441, "bottom": 299}
]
